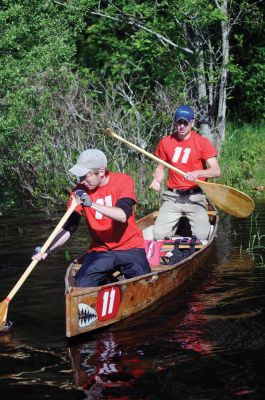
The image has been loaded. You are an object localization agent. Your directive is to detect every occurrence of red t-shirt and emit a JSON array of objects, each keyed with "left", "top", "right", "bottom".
[
  {"left": 154, "top": 130, "right": 218, "bottom": 190},
  {"left": 69, "top": 172, "right": 144, "bottom": 252}
]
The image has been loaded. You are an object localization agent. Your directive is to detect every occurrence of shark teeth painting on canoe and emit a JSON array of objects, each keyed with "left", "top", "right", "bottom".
[{"left": 78, "top": 303, "right": 97, "bottom": 328}]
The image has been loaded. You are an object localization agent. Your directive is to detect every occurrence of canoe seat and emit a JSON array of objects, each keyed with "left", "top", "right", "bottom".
[{"left": 151, "top": 264, "right": 170, "bottom": 272}]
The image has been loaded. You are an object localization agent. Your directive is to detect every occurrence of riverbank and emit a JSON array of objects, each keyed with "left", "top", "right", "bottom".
[
  {"left": 219, "top": 122, "right": 265, "bottom": 199},
  {"left": 0, "top": 122, "right": 263, "bottom": 213}
]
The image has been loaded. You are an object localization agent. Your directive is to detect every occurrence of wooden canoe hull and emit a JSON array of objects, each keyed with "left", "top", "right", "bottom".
[{"left": 65, "top": 208, "right": 218, "bottom": 338}]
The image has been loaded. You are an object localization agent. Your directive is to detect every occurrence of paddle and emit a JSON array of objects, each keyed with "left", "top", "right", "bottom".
[
  {"left": 105, "top": 128, "right": 255, "bottom": 218},
  {"left": 0, "top": 196, "right": 79, "bottom": 331}
]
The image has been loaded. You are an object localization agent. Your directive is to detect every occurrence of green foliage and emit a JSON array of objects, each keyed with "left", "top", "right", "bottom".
[
  {"left": 0, "top": 1, "right": 88, "bottom": 207},
  {"left": 228, "top": 2, "right": 265, "bottom": 120},
  {"left": 238, "top": 46, "right": 265, "bottom": 120},
  {"left": 0, "top": 0, "right": 264, "bottom": 211},
  {"left": 219, "top": 123, "right": 265, "bottom": 196},
  {"left": 0, "top": 1, "right": 83, "bottom": 87},
  {"left": 77, "top": 0, "right": 195, "bottom": 92}
]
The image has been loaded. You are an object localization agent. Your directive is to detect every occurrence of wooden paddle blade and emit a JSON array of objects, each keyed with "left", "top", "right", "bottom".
[
  {"left": 197, "top": 181, "right": 255, "bottom": 218},
  {"left": 0, "top": 299, "right": 9, "bottom": 330}
]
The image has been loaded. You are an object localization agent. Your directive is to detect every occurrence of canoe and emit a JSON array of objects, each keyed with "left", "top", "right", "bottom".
[{"left": 65, "top": 202, "right": 218, "bottom": 338}]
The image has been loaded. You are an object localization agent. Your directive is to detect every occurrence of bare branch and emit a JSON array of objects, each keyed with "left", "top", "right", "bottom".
[{"left": 91, "top": 11, "right": 194, "bottom": 55}]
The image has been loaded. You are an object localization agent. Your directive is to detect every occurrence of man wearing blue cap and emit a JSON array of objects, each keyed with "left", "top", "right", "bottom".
[{"left": 149, "top": 105, "right": 221, "bottom": 240}]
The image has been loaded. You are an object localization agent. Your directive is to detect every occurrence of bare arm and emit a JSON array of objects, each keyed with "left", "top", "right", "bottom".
[
  {"left": 32, "top": 228, "right": 71, "bottom": 260},
  {"left": 32, "top": 210, "right": 81, "bottom": 260},
  {"left": 185, "top": 157, "right": 221, "bottom": 182},
  {"left": 75, "top": 189, "right": 128, "bottom": 223},
  {"left": 90, "top": 202, "right": 127, "bottom": 223},
  {"left": 149, "top": 164, "right": 166, "bottom": 191},
  {"left": 32, "top": 202, "right": 127, "bottom": 260},
  {"left": 49, "top": 229, "right": 71, "bottom": 252}
]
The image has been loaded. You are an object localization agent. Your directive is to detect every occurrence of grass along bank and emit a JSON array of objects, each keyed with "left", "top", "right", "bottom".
[{"left": 218, "top": 122, "right": 265, "bottom": 200}]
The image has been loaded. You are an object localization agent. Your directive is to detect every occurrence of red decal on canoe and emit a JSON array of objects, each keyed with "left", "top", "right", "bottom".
[{"left": 96, "top": 287, "right": 120, "bottom": 321}]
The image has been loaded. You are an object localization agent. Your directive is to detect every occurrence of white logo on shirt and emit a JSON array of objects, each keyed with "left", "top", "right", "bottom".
[
  {"left": 172, "top": 147, "right": 191, "bottom": 164},
  {"left": 95, "top": 195, "right": 112, "bottom": 219}
]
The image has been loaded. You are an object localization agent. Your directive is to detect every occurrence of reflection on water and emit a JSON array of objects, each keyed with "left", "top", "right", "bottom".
[
  {"left": 67, "top": 248, "right": 265, "bottom": 399},
  {"left": 0, "top": 202, "right": 265, "bottom": 399},
  {"left": 0, "top": 333, "right": 83, "bottom": 399}
]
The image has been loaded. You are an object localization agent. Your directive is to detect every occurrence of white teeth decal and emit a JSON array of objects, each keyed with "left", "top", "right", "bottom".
[{"left": 78, "top": 303, "right": 97, "bottom": 328}]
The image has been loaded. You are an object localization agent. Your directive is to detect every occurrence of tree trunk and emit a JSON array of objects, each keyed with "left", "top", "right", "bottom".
[
  {"left": 216, "top": 0, "right": 230, "bottom": 149},
  {"left": 195, "top": 36, "right": 216, "bottom": 144}
]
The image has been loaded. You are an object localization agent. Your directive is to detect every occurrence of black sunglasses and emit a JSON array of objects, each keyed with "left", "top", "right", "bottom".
[{"left": 176, "top": 119, "right": 191, "bottom": 126}]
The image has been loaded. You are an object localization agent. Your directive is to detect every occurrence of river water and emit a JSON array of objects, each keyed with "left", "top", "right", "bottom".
[{"left": 0, "top": 201, "right": 265, "bottom": 399}]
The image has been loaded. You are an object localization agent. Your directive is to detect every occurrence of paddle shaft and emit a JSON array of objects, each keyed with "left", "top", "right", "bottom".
[
  {"left": 105, "top": 129, "right": 189, "bottom": 179},
  {"left": 5, "top": 199, "right": 78, "bottom": 302}
]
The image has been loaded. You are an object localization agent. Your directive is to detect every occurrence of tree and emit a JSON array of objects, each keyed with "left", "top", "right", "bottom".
[
  {"left": 0, "top": 0, "right": 87, "bottom": 205},
  {"left": 78, "top": 0, "right": 262, "bottom": 149},
  {"left": 0, "top": 0, "right": 263, "bottom": 208}
]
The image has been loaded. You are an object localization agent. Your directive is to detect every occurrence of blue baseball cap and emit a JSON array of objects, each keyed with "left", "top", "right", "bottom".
[{"left": 174, "top": 105, "right": 194, "bottom": 122}]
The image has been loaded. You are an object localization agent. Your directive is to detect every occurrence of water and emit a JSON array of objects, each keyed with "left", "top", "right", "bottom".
[{"left": 0, "top": 202, "right": 265, "bottom": 399}]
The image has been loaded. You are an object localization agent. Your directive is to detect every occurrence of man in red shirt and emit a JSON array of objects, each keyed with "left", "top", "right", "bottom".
[
  {"left": 34, "top": 149, "right": 151, "bottom": 287},
  {"left": 149, "top": 105, "right": 221, "bottom": 240}
]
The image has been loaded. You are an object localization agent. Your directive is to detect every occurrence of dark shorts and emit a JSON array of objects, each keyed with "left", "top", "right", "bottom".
[{"left": 75, "top": 248, "right": 151, "bottom": 287}]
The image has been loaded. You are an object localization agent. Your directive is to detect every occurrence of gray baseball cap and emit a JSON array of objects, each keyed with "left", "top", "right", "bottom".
[{"left": 69, "top": 149, "right": 107, "bottom": 177}]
